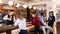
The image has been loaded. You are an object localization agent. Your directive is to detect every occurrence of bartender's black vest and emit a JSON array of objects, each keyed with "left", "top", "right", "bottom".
[{"left": 6, "top": 14, "right": 14, "bottom": 25}]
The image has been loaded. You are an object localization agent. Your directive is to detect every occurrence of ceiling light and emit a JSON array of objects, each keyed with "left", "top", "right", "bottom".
[
  {"left": 33, "top": 6, "right": 36, "bottom": 10},
  {"left": 16, "top": 3, "right": 20, "bottom": 8},
  {"left": 37, "top": 8, "right": 41, "bottom": 10},
  {"left": 8, "top": 1, "right": 14, "bottom": 6},
  {"left": 0, "top": 0, "right": 3, "bottom": 3},
  {"left": 23, "top": 4, "right": 28, "bottom": 8},
  {"left": 29, "top": 5, "right": 32, "bottom": 9}
]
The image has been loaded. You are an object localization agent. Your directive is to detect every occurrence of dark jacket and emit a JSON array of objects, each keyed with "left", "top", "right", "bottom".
[{"left": 48, "top": 16, "right": 55, "bottom": 28}]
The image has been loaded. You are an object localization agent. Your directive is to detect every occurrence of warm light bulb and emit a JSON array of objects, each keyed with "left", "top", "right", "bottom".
[
  {"left": 38, "top": 8, "right": 41, "bottom": 10},
  {"left": 23, "top": 4, "right": 27, "bottom": 8},
  {"left": 16, "top": 3, "right": 20, "bottom": 8},
  {"left": 8, "top": 1, "right": 14, "bottom": 6},
  {"left": 29, "top": 5, "right": 32, "bottom": 9},
  {"left": 33, "top": 6, "right": 36, "bottom": 10}
]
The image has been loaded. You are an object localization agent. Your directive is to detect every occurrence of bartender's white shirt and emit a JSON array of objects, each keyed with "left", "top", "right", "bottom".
[
  {"left": 3, "top": 14, "right": 16, "bottom": 22},
  {"left": 14, "top": 18, "right": 27, "bottom": 30}
]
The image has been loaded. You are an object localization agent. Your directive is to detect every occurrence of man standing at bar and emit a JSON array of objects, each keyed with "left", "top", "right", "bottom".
[{"left": 3, "top": 10, "right": 15, "bottom": 25}]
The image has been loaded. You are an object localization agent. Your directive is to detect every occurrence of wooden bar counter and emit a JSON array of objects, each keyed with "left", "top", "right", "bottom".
[
  {"left": 0, "top": 25, "right": 17, "bottom": 34},
  {"left": 0, "top": 24, "right": 35, "bottom": 34}
]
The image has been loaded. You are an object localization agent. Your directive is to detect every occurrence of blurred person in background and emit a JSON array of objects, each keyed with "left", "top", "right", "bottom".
[
  {"left": 30, "top": 12, "right": 41, "bottom": 34},
  {"left": 48, "top": 11, "right": 55, "bottom": 34},
  {"left": 14, "top": 13, "right": 28, "bottom": 34}
]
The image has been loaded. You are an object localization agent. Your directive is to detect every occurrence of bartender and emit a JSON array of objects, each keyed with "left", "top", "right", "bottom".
[{"left": 3, "top": 10, "right": 15, "bottom": 25}]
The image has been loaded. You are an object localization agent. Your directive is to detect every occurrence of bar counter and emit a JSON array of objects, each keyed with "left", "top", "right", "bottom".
[{"left": 0, "top": 24, "right": 35, "bottom": 34}]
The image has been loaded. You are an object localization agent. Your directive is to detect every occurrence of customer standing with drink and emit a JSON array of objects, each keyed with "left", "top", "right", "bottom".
[{"left": 14, "top": 13, "right": 28, "bottom": 34}]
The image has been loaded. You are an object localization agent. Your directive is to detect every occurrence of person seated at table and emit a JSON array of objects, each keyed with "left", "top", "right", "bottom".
[
  {"left": 30, "top": 12, "right": 41, "bottom": 34},
  {"left": 38, "top": 13, "right": 52, "bottom": 34},
  {"left": 3, "top": 10, "right": 15, "bottom": 25},
  {"left": 48, "top": 11, "right": 55, "bottom": 34},
  {"left": 14, "top": 13, "right": 28, "bottom": 34}
]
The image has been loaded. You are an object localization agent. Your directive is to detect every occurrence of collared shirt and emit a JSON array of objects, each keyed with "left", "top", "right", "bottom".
[
  {"left": 14, "top": 18, "right": 27, "bottom": 30},
  {"left": 39, "top": 16, "right": 46, "bottom": 26}
]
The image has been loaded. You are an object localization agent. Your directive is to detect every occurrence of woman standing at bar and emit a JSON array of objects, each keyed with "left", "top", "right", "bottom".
[
  {"left": 48, "top": 11, "right": 55, "bottom": 34},
  {"left": 14, "top": 13, "right": 28, "bottom": 34}
]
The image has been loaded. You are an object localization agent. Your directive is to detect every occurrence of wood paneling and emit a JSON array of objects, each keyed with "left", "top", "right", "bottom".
[{"left": 0, "top": 4, "right": 37, "bottom": 20}]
